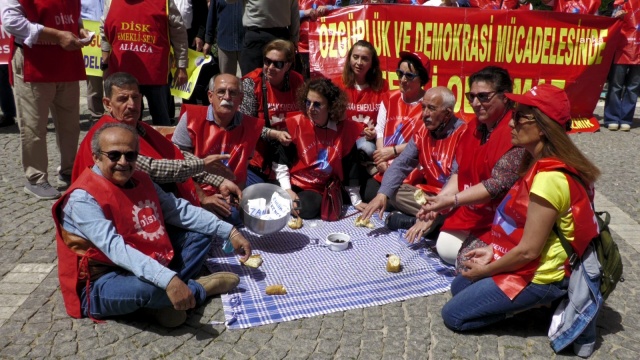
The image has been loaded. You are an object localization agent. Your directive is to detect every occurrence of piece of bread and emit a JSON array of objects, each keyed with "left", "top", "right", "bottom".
[
  {"left": 287, "top": 216, "right": 303, "bottom": 229},
  {"left": 355, "top": 216, "right": 375, "bottom": 229},
  {"left": 241, "top": 254, "right": 263, "bottom": 268},
  {"left": 265, "top": 284, "right": 287, "bottom": 295},
  {"left": 386, "top": 254, "right": 401, "bottom": 273},
  {"left": 414, "top": 189, "right": 427, "bottom": 206}
]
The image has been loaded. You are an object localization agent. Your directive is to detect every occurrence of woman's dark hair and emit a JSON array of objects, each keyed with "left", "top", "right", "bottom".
[
  {"left": 468, "top": 66, "right": 513, "bottom": 94},
  {"left": 341, "top": 40, "right": 385, "bottom": 91},
  {"left": 296, "top": 78, "right": 348, "bottom": 123},
  {"left": 397, "top": 56, "right": 429, "bottom": 86}
]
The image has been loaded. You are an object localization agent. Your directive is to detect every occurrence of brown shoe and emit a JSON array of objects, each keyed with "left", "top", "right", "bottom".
[
  {"left": 195, "top": 272, "right": 240, "bottom": 297},
  {"left": 140, "top": 307, "right": 187, "bottom": 328}
]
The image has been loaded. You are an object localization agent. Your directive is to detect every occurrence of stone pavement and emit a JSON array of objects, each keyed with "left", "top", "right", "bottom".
[{"left": 0, "top": 93, "right": 638, "bottom": 359}]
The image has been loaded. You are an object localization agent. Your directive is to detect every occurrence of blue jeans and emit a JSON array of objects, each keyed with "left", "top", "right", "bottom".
[
  {"left": 246, "top": 168, "right": 266, "bottom": 188},
  {"left": 441, "top": 275, "right": 568, "bottom": 331},
  {"left": 604, "top": 64, "right": 640, "bottom": 126},
  {"left": 139, "top": 84, "right": 172, "bottom": 126},
  {"left": 356, "top": 137, "right": 376, "bottom": 158},
  {"left": 81, "top": 228, "right": 211, "bottom": 319}
]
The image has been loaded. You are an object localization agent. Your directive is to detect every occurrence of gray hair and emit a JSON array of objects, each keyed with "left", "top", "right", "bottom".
[
  {"left": 91, "top": 123, "right": 139, "bottom": 155},
  {"left": 427, "top": 86, "right": 456, "bottom": 110},
  {"left": 208, "top": 74, "right": 243, "bottom": 92}
]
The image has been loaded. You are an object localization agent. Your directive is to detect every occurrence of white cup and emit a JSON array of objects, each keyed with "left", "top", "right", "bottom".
[{"left": 325, "top": 233, "right": 350, "bottom": 251}]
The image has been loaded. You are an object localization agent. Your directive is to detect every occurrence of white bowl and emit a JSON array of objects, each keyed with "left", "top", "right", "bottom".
[{"left": 325, "top": 233, "right": 351, "bottom": 251}]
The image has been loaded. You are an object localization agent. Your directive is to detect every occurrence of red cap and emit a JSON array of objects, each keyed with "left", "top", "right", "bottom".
[
  {"left": 505, "top": 84, "right": 571, "bottom": 129},
  {"left": 399, "top": 51, "right": 430, "bottom": 73}
]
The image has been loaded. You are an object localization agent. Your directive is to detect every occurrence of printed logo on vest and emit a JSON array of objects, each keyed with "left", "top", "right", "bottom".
[{"left": 132, "top": 200, "right": 165, "bottom": 241}]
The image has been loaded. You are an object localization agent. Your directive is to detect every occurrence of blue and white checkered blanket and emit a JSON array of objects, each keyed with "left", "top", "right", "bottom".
[{"left": 206, "top": 208, "right": 455, "bottom": 329}]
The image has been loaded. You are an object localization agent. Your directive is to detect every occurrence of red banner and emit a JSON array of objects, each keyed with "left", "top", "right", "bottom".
[
  {"left": 0, "top": 19, "right": 12, "bottom": 65},
  {"left": 308, "top": 5, "right": 624, "bottom": 132}
]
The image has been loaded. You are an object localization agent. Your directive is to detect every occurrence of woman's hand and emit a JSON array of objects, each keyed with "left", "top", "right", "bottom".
[
  {"left": 272, "top": 130, "right": 292, "bottom": 146},
  {"left": 420, "top": 193, "right": 456, "bottom": 214},
  {"left": 460, "top": 260, "right": 491, "bottom": 282},
  {"left": 463, "top": 246, "right": 494, "bottom": 266},
  {"left": 363, "top": 126, "right": 376, "bottom": 141},
  {"left": 286, "top": 189, "right": 300, "bottom": 217},
  {"left": 360, "top": 193, "right": 387, "bottom": 221},
  {"left": 404, "top": 219, "right": 433, "bottom": 243},
  {"left": 229, "top": 228, "right": 252, "bottom": 262},
  {"left": 354, "top": 201, "right": 368, "bottom": 212},
  {"left": 416, "top": 208, "right": 439, "bottom": 222},
  {"left": 373, "top": 146, "right": 396, "bottom": 164},
  {"left": 376, "top": 162, "right": 388, "bottom": 174}
]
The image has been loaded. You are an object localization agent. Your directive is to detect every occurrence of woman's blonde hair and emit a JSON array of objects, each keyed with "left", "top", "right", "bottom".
[{"left": 263, "top": 39, "right": 296, "bottom": 66}]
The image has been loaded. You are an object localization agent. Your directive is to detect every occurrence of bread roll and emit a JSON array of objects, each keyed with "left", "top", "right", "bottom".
[
  {"left": 241, "top": 254, "right": 263, "bottom": 268},
  {"left": 386, "top": 254, "right": 401, "bottom": 273},
  {"left": 287, "top": 216, "right": 303, "bottom": 229},
  {"left": 414, "top": 189, "right": 427, "bottom": 206},
  {"left": 355, "top": 216, "right": 375, "bottom": 229},
  {"left": 265, "top": 284, "right": 287, "bottom": 295}
]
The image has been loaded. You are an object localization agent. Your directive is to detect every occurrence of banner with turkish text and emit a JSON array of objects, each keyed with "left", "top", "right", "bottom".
[
  {"left": 81, "top": 20, "right": 103, "bottom": 76},
  {"left": 308, "top": 6, "right": 624, "bottom": 133},
  {"left": 0, "top": 19, "right": 12, "bottom": 65},
  {"left": 170, "top": 49, "right": 213, "bottom": 99}
]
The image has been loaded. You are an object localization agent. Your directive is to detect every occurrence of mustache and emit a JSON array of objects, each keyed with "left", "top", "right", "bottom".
[
  {"left": 114, "top": 164, "right": 133, "bottom": 172},
  {"left": 220, "top": 99, "right": 234, "bottom": 107}
]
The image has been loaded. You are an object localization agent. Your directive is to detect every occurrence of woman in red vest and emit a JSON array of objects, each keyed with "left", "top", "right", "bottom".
[
  {"left": 239, "top": 39, "right": 305, "bottom": 186},
  {"left": 274, "top": 78, "right": 361, "bottom": 219},
  {"left": 440, "top": 85, "right": 600, "bottom": 335},
  {"left": 335, "top": 40, "right": 389, "bottom": 177},
  {"left": 418, "top": 66, "right": 525, "bottom": 267},
  {"left": 363, "top": 51, "right": 429, "bottom": 203}
]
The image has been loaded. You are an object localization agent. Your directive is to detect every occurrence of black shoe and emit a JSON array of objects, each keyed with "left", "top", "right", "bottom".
[
  {"left": 0, "top": 115, "right": 15, "bottom": 128},
  {"left": 385, "top": 211, "right": 416, "bottom": 231}
]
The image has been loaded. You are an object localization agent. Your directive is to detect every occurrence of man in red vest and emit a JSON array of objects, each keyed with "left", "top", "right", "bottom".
[
  {"left": 1, "top": 0, "right": 88, "bottom": 200},
  {"left": 53, "top": 123, "right": 252, "bottom": 327},
  {"left": 172, "top": 74, "right": 264, "bottom": 224},
  {"left": 72, "top": 72, "right": 242, "bottom": 208}
]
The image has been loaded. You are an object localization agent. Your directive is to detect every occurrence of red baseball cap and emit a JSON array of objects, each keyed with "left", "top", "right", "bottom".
[
  {"left": 399, "top": 51, "right": 430, "bottom": 73},
  {"left": 505, "top": 84, "right": 571, "bottom": 130}
]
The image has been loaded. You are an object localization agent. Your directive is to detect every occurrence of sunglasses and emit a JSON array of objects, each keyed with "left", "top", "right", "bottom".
[
  {"left": 98, "top": 150, "right": 139, "bottom": 163},
  {"left": 396, "top": 69, "right": 419, "bottom": 81},
  {"left": 512, "top": 111, "right": 537, "bottom": 125},
  {"left": 465, "top": 91, "right": 499, "bottom": 103},
  {"left": 305, "top": 99, "right": 325, "bottom": 110},
  {"left": 263, "top": 57, "right": 287, "bottom": 69}
]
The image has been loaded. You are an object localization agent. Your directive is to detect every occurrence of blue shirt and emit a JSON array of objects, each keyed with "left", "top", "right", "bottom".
[
  {"left": 81, "top": 0, "right": 104, "bottom": 21},
  {"left": 205, "top": 0, "right": 244, "bottom": 51},
  {"left": 61, "top": 166, "right": 233, "bottom": 290}
]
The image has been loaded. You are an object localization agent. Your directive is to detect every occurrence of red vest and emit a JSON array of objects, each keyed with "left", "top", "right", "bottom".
[
  {"left": 286, "top": 114, "right": 361, "bottom": 192},
  {"left": 297, "top": 0, "right": 335, "bottom": 53},
  {"left": 17, "top": 0, "right": 86, "bottom": 82},
  {"left": 441, "top": 111, "right": 515, "bottom": 243},
  {"left": 373, "top": 90, "right": 423, "bottom": 183},
  {"left": 183, "top": 105, "right": 263, "bottom": 194},
  {"left": 490, "top": 158, "right": 599, "bottom": 300},
  {"left": 404, "top": 120, "right": 468, "bottom": 195},
  {"left": 614, "top": 0, "right": 640, "bottom": 65},
  {"left": 72, "top": 115, "right": 201, "bottom": 206},
  {"left": 53, "top": 169, "right": 174, "bottom": 318},
  {"left": 244, "top": 69, "right": 304, "bottom": 173},
  {"left": 335, "top": 76, "right": 389, "bottom": 134},
  {"left": 104, "top": 0, "right": 170, "bottom": 85},
  {"left": 553, "top": 0, "right": 601, "bottom": 14}
]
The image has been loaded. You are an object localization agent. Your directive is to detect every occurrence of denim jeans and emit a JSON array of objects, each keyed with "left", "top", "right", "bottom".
[
  {"left": 441, "top": 275, "right": 568, "bottom": 331},
  {"left": 356, "top": 137, "right": 376, "bottom": 158},
  {"left": 246, "top": 168, "right": 265, "bottom": 188},
  {"left": 81, "top": 228, "right": 211, "bottom": 319},
  {"left": 604, "top": 64, "right": 640, "bottom": 126}
]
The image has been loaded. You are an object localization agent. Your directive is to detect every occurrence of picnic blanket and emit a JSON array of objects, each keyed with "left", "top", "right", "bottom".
[{"left": 206, "top": 207, "right": 455, "bottom": 329}]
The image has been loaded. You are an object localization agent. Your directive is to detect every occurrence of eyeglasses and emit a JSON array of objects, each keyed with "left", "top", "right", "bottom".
[
  {"left": 396, "top": 69, "right": 419, "bottom": 81},
  {"left": 465, "top": 91, "right": 499, "bottom": 103},
  {"left": 214, "top": 88, "right": 240, "bottom": 98},
  {"left": 263, "top": 57, "right": 287, "bottom": 69},
  {"left": 305, "top": 99, "right": 325, "bottom": 109},
  {"left": 512, "top": 111, "right": 537, "bottom": 125},
  {"left": 98, "top": 150, "right": 139, "bottom": 162}
]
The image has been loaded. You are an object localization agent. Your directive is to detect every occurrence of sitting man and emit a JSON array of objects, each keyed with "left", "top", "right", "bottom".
[
  {"left": 172, "top": 74, "right": 264, "bottom": 224},
  {"left": 53, "top": 123, "right": 252, "bottom": 327},
  {"left": 361, "top": 87, "right": 467, "bottom": 242},
  {"left": 72, "top": 72, "right": 241, "bottom": 209}
]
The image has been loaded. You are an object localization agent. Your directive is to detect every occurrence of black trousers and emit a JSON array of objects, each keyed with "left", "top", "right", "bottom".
[{"left": 239, "top": 27, "right": 290, "bottom": 76}]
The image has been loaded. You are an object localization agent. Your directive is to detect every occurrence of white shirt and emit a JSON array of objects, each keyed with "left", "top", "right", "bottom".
[{"left": 0, "top": 0, "right": 44, "bottom": 46}]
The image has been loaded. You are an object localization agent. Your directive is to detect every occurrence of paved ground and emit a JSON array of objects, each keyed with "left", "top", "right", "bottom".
[{"left": 0, "top": 91, "right": 638, "bottom": 359}]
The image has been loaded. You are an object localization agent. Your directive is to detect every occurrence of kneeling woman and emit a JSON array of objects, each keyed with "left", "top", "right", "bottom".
[
  {"left": 273, "top": 78, "right": 361, "bottom": 219},
  {"left": 441, "top": 85, "right": 600, "bottom": 332}
]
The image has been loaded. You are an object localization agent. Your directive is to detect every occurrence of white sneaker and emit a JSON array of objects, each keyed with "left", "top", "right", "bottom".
[
  {"left": 607, "top": 124, "right": 619, "bottom": 131},
  {"left": 620, "top": 124, "right": 631, "bottom": 132}
]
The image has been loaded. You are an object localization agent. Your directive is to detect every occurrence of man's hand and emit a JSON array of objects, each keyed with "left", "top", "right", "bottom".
[
  {"left": 404, "top": 219, "right": 433, "bottom": 244},
  {"left": 218, "top": 178, "right": 242, "bottom": 200},
  {"left": 272, "top": 130, "right": 292, "bottom": 146},
  {"left": 57, "top": 30, "right": 83, "bottom": 51},
  {"left": 203, "top": 43, "right": 212, "bottom": 55},
  {"left": 229, "top": 228, "right": 251, "bottom": 262},
  {"left": 286, "top": 189, "right": 300, "bottom": 217},
  {"left": 361, "top": 193, "right": 387, "bottom": 221},
  {"left": 201, "top": 194, "right": 232, "bottom": 218},
  {"left": 416, "top": 207, "right": 439, "bottom": 222},
  {"left": 373, "top": 146, "right": 396, "bottom": 164},
  {"left": 166, "top": 276, "right": 196, "bottom": 310},
  {"left": 175, "top": 68, "right": 188, "bottom": 86},
  {"left": 354, "top": 201, "right": 368, "bottom": 212},
  {"left": 376, "top": 162, "right": 388, "bottom": 174},
  {"left": 203, "top": 154, "right": 236, "bottom": 180},
  {"left": 192, "top": 37, "right": 204, "bottom": 52}
]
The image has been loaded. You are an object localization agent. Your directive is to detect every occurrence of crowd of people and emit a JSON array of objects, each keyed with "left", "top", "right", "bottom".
[{"left": 0, "top": 0, "right": 636, "bottom": 355}]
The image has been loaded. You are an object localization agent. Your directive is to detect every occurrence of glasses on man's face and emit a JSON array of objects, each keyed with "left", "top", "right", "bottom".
[
  {"left": 214, "top": 88, "right": 240, "bottom": 98},
  {"left": 263, "top": 57, "right": 287, "bottom": 69},
  {"left": 396, "top": 69, "right": 418, "bottom": 81},
  {"left": 305, "top": 99, "right": 325, "bottom": 110},
  {"left": 465, "top": 91, "right": 498, "bottom": 103},
  {"left": 98, "top": 150, "right": 139, "bottom": 163},
  {"left": 512, "top": 111, "right": 537, "bottom": 125}
]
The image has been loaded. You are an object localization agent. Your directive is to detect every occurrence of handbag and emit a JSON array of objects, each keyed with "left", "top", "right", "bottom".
[{"left": 321, "top": 177, "right": 343, "bottom": 222}]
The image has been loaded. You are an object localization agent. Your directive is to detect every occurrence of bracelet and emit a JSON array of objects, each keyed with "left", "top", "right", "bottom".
[
  {"left": 393, "top": 145, "right": 398, "bottom": 157},
  {"left": 454, "top": 194, "right": 459, "bottom": 208}
]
